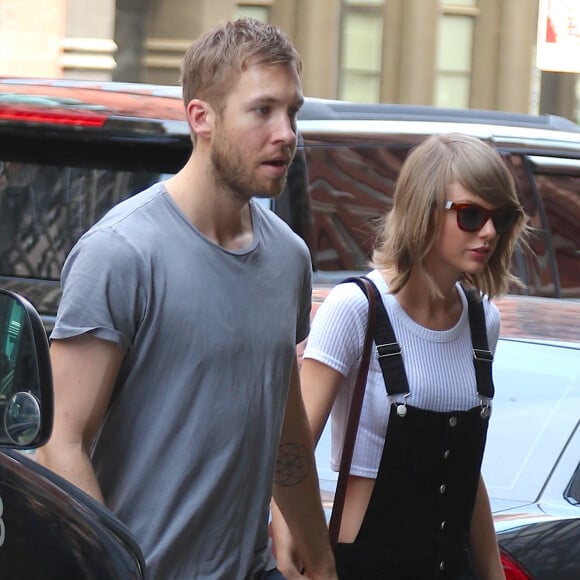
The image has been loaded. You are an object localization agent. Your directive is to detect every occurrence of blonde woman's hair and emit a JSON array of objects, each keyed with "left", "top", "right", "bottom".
[
  {"left": 371, "top": 133, "right": 528, "bottom": 299},
  {"left": 180, "top": 18, "right": 302, "bottom": 121}
]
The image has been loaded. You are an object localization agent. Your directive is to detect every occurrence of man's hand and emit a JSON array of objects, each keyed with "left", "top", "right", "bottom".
[{"left": 272, "top": 357, "right": 337, "bottom": 579}]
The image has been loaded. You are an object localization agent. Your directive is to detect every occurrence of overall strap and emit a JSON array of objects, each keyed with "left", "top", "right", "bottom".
[
  {"left": 462, "top": 286, "right": 495, "bottom": 399},
  {"left": 366, "top": 279, "right": 410, "bottom": 396},
  {"left": 373, "top": 283, "right": 494, "bottom": 400}
]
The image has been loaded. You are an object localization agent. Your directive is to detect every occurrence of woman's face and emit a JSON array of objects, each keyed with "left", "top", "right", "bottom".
[{"left": 429, "top": 181, "right": 501, "bottom": 280}]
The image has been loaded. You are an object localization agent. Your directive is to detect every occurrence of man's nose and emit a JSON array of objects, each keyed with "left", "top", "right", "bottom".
[{"left": 272, "top": 114, "right": 296, "bottom": 145}]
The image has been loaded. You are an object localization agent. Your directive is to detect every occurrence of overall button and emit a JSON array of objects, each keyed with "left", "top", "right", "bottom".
[
  {"left": 440, "top": 521, "right": 446, "bottom": 531},
  {"left": 440, "top": 560, "right": 445, "bottom": 571},
  {"left": 439, "top": 484, "right": 447, "bottom": 494},
  {"left": 449, "top": 416, "right": 458, "bottom": 427},
  {"left": 443, "top": 449, "right": 451, "bottom": 459}
]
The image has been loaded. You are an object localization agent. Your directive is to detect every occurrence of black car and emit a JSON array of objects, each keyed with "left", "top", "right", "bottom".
[
  {"left": 498, "top": 514, "right": 580, "bottom": 580},
  {"left": 0, "top": 288, "right": 145, "bottom": 578}
]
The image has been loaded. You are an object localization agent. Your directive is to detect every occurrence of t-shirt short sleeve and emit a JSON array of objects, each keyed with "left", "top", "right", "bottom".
[
  {"left": 51, "top": 228, "right": 147, "bottom": 353},
  {"left": 303, "top": 280, "right": 369, "bottom": 376}
]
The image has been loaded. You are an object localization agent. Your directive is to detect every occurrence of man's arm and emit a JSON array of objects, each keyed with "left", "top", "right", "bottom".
[
  {"left": 470, "top": 474, "right": 506, "bottom": 579},
  {"left": 36, "top": 334, "right": 124, "bottom": 503},
  {"left": 272, "top": 356, "right": 337, "bottom": 579}
]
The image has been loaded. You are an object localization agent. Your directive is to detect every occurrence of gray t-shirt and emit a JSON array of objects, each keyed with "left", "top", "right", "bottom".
[{"left": 52, "top": 183, "right": 312, "bottom": 579}]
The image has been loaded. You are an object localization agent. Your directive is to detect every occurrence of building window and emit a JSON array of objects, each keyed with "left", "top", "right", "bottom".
[
  {"left": 435, "top": 1, "right": 478, "bottom": 108},
  {"left": 235, "top": 3, "right": 270, "bottom": 23},
  {"left": 338, "top": 0, "right": 384, "bottom": 103}
]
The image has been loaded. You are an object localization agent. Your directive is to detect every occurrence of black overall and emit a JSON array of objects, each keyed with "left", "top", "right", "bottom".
[{"left": 335, "top": 279, "right": 494, "bottom": 579}]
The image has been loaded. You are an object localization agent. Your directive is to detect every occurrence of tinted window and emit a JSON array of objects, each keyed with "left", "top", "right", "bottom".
[
  {"left": 0, "top": 161, "right": 161, "bottom": 281},
  {"left": 534, "top": 168, "right": 580, "bottom": 299},
  {"left": 503, "top": 154, "right": 558, "bottom": 297},
  {"left": 299, "top": 143, "right": 563, "bottom": 297},
  {"left": 302, "top": 144, "right": 408, "bottom": 273},
  {"left": 0, "top": 131, "right": 189, "bottom": 322}
]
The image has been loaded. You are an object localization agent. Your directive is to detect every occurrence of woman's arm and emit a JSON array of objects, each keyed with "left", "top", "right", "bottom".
[{"left": 300, "top": 359, "right": 344, "bottom": 442}]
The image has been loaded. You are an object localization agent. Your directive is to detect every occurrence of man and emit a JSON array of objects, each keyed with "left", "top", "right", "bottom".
[{"left": 37, "top": 18, "right": 336, "bottom": 580}]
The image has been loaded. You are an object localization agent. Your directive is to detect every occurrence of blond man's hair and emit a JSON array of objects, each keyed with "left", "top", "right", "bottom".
[
  {"left": 372, "top": 133, "right": 528, "bottom": 299},
  {"left": 180, "top": 18, "right": 302, "bottom": 119}
]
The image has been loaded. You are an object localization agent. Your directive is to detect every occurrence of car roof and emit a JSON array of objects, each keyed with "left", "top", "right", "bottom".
[
  {"left": 0, "top": 77, "right": 185, "bottom": 119},
  {"left": 300, "top": 96, "right": 580, "bottom": 132},
  {"left": 8, "top": 78, "right": 577, "bottom": 129},
  {"left": 299, "top": 98, "right": 580, "bottom": 157},
  {"left": 2, "top": 78, "right": 580, "bottom": 154},
  {"left": 0, "top": 78, "right": 187, "bottom": 138}
]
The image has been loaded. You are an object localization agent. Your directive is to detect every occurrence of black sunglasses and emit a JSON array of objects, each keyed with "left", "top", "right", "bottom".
[{"left": 444, "top": 201, "right": 519, "bottom": 234}]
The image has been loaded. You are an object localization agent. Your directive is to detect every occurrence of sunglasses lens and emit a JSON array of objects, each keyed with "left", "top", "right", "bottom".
[
  {"left": 457, "top": 206, "right": 487, "bottom": 232},
  {"left": 492, "top": 211, "right": 518, "bottom": 234},
  {"left": 450, "top": 202, "right": 519, "bottom": 234}
]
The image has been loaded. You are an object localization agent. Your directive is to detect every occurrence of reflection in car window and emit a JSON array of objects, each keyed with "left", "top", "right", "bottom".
[
  {"left": 303, "top": 145, "right": 407, "bottom": 272},
  {"left": 534, "top": 172, "right": 580, "bottom": 299},
  {"left": 504, "top": 154, "right": 558, "bottom": 297},
  {"left": 0, "top": 161, "right": 165, "bottom": 280},
  {"left": 301, "top": 145, "right": 563, "bottom": 299}
]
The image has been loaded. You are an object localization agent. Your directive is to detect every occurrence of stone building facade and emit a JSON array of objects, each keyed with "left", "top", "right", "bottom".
[{"left": 0, "top": 0, "right": 577, "bottom": 121}]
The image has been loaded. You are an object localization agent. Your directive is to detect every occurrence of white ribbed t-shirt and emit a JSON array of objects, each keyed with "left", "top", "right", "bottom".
[{"left": 304, "top": 269, "right": 500, "bottom": 478}]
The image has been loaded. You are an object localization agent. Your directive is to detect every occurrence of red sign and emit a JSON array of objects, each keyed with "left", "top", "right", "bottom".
[{"left": 537, "top": 0, "right": 580, "bottom": 72}]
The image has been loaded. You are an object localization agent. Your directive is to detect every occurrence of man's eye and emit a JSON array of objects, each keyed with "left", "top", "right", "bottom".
[
  {"left": 256, "top": 106, "right": 270, "bottom": 115},
  {"left": 288, "top": 108, "right": 300, "bottom": 128}
]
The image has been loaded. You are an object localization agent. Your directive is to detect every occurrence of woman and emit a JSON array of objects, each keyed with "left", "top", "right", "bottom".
[{"left": 272, "top": 133, "right": 528, "bottom": 579}]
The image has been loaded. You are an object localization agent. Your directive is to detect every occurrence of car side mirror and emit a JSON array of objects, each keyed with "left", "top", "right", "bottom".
[{"left": 0, "top": 289, "right": 52, "bottom": 448}]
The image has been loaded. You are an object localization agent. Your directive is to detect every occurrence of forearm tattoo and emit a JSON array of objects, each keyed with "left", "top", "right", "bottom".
[{"left": 274, "top": 443, "right": 311, "bottom": 486}]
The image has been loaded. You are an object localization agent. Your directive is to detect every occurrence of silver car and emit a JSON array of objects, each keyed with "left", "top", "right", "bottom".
[{"left": 313, "top": 295, "right": 580, "bottom": 579}]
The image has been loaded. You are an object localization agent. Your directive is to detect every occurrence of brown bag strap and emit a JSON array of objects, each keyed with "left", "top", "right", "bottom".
[{"left": 328, "top": 276, "right": 377, "bottom": 550}]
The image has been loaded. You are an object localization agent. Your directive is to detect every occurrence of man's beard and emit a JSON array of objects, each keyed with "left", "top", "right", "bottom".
[{"left": 210, "top": 132, "right": 289, "bottom": 202}]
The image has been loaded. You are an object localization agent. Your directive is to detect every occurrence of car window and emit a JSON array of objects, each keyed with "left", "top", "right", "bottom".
[
  {"left": 503, "top": 154, "right": 559, "bottom": 297},
  {"left": 298, "top": 144, "right": 565, "bottom": 298},
  {"left": 530, "top": 157, "right": 580, "bottom": 299},
  {"left": 301, "top": 144, "right": 408, "bottom": 272},
  {"left": 0, "top": 161, "right": 164, "bottom": 281}
]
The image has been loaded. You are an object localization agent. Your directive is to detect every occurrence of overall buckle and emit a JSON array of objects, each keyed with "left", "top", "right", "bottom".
[{"left": 376, "top": 342, "right": 402, "bottom": 358}]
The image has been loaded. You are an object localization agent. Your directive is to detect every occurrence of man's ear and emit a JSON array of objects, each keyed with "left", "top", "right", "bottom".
[{"left": 186, "top": 98, "right": 214, "bottom": 140}]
